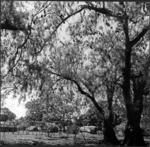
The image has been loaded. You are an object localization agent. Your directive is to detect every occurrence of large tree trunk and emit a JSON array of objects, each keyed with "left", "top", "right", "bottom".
[
  {"left": 91, "top": 94, "right": 120, "bottom": 145},
  {"left": 103, "top": 108, "right": 120, "bottom": 145},
  {"left": 122, "top": 14, "right": 147, "bottom": 146},
  {"left": 122, "top": 83, "right": 146, "bottom": 146},
  {"left": 103, "top": 118, "right": 120, "bottom": 145},
  {"left": 122, "top": 84, "right": 146, "bottom": 146},
  {"left": 123, "top": 110, "right": 145, "bottom": 146},
  {"left": 103, "top": 85, "right": 120, "bottom": 145},
  {"left": 123, "top": 77, "right": 146, "bottom": 146}
]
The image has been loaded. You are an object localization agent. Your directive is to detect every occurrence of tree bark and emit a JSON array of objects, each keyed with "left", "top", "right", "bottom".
[
  {"left": 123, "top": 77, "right": 146, "bottom": 146},
  {"left": 102, "top": 84, "right": 120, "bottom": 145},
  {"left": 122, "top": 14, "right": 146, "bottom": 146},
  {"left": 123, "top": 111, "right": 145, "bottom": 146},
  {"left": 103, "top": 118, "right": 120, "bottom": 145},
  {"left": 122, "top": 64, "right": 146, "bottom": 146}
]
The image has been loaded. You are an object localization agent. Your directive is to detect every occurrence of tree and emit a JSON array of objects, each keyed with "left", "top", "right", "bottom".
[
  {"left": 25, "top": 81, "right": 88, "bottom": 127},
  {"left": 1, "top": 107, "right": 16, "bottom": 121},
  {"left": 1, "top": 1, "right": 150, "bottom": 146},
  {"left": 25, "top": 99, "right": 43, "bottom": 122},
  {"left": 1, "top": 1, "right": 28, "bottom": 31},
  {"left": 64, "top": 2, "right": 150, "bottom": 146}
]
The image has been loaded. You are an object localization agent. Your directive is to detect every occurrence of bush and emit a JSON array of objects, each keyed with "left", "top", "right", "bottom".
[
  {"left": 48, "top": 126, "right": 59, "bottom": 133},
  {"left": 0, "top": 127, "right": 17, "bottom": 132}
]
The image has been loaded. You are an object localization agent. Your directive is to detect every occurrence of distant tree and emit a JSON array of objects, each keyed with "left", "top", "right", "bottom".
[
  {"left": 2, "top": 107, "right": 16, "bottom": 121},
  {"left": 25, "top": 99, "right": 43, "bottom": 122}
]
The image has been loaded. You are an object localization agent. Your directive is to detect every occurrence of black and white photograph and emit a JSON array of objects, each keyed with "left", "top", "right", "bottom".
[{"left": 0, "top": 1, "right": 150, "bottom": 147}]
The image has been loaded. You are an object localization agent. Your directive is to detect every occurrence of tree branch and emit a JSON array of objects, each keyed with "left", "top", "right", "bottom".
[
  {"left": 3, "top": 30, "right": 31, "bottom": 78},
  {"left": 130, "top": 25, "right": 150, "bottom": 47},
  {"left": 82, "top": 5, "right": 123, "bottom": 19},
  {"left": 69, "top": 77, "right": 104, "bottom": 116},
  {"left": 34, "top": 4, "right": 124, "bottom": 55},
  {"left": 42, "top": 68, "right": 104, "bottom": 117}
]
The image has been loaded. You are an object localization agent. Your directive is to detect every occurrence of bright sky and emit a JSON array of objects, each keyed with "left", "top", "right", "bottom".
[
  {"left": 2, "top": 2, "right": 70, "bottom": 119},
  {"left": 4, "top": 98, "right": 28, "bottom": 119}
]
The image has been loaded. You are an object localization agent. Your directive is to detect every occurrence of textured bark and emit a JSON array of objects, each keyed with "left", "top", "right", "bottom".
[
  {"left": 123, "top": 77, "right": 146, "bottom": 146},
  {"left": 123, "top": 120, "right": 146, "bottom": 146},
  {"left": 106, "top": 84, "right": 114, "bottom": 123},
  {"left": 103, "top": 119, "right": 120, "bottom": 145},
  {"left": 123, "top": 72, "right": 146, "bottom": 146},
  {"left": 122, "top": 14, "right": 147, "bottom": 146},
  {"left": 102, "top": 81, "right": 120, "bottom": 145}
]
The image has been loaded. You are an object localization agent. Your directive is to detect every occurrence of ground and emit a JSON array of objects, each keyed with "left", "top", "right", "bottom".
[
  {"left": 0, "top": 131, "right": 102, "bottom": 146},
  {"left": 0, "top": 131, "right": 150, "bottom": 147}
]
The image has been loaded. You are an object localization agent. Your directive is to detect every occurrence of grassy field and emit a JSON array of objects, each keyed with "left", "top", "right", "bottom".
[
  {"left": 0, "top": 131, "right": 102, "bottom": 146},
  {"left": 0, "top": 132, "right": 150, "bottom": 147}
]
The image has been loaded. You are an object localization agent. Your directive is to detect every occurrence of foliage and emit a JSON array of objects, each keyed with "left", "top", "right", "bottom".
[
  {"left": 1, "top": 107, "right": 16, "bottom": 121},
  {"left": 1, "top": 2, "right": 150, "bottom": 145},
  {"left": 25, "top": 99, "right": 43, "bottom": 121},
  {"left": 25, "top": 82, "right": 88, "bottom": 123}
]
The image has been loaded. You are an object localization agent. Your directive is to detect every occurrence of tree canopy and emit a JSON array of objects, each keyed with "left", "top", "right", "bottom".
[{"left": 1, "top": 1, "right": 150, "bottom": 146}]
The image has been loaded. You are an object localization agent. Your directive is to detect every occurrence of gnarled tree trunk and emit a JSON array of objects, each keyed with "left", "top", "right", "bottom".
[
  {"left": 103, "top": 83, "right": 120, "bottom": 145},
  {"left": 122, "top": 11, "right": 149, "bottom": 145},
  {"left": 103, "top": 118, "right": 120, "bottom": 145},
  {"left": 123, "top": 107, "right": 145, "bottom": 146},
  {"left": 123, "top": 76, "right": 146, "bottom": 146}
]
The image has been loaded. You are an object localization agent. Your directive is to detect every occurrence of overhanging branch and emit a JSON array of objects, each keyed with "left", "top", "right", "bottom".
[
  {"left": 34, "top": 4, "right": 124, "bottom": 55},
  {"left": 82, "top": 5, "right": 123, "bottom": 19}
]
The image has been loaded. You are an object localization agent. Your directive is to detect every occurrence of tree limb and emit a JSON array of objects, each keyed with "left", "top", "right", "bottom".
[
  {"left": 3, "top": 30, "right": 31, "bottom": 78},
  {"left": 81, "top": 5, "right": 123, "bottom": 19},
  {"left": 33, "top": 6, "right": 87, "bottom": 55},
  {"left": 69, "top": 77, "right": 104, "bottom": 116},
  {"left": 130, "top": 25, "right": 150, "bottom": 47},
  {"left": 42, "top": 68, "right": 104, "bottom": 117},
  {"left": 34, "top": 4, "right": 124, "bottom": 55}
]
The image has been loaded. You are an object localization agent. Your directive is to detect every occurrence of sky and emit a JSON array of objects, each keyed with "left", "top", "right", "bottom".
[
  {"left": 3, "top": 2, "right": 70, "bottom": 119},
  {"left": 4, "top": 98, "right": 28, "bottom": 119},
  {"left": 2, "top": 2, "right": 35, "bottom": 119}
]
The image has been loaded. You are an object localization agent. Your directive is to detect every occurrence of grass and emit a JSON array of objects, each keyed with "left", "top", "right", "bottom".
[
  {"left": 0, "top": 132, "right": 150, "bottom": 147},
  {"left": 0, "top": 132, "right": 101, "bottom": 146}
]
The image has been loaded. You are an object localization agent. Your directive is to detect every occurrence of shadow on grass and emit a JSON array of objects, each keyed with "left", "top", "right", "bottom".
[{"left": 1, "top": 142, "right": 150, "bottom": 147}]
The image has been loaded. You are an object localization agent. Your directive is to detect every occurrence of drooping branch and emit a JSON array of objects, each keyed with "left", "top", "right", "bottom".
[
  {"left": 70, "top": 78, "right": 104, "bottom": 117},
  {"left": 3, "top": 30, "right": 32, "bottom": 78},
  {"left": 37, "top": 67, "right": 105, "bottom": 118},
  {"left": 130, "top": 25, "right": 150, "bottom": 47},
  {"left": 65, "top": 77, "right": 93, "bottom": 99},
  {"left": 45, "top": 69, "right": 105, "bottom": 116}
]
